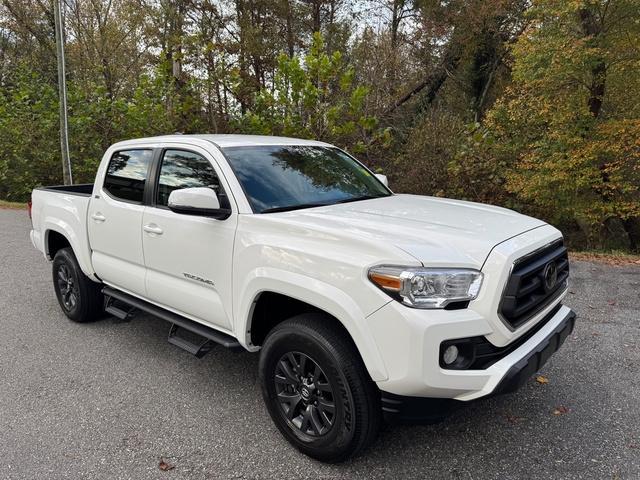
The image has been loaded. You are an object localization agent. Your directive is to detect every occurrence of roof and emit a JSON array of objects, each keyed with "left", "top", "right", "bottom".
[{"left": 112, "top": 134, "right": 330, "bottom": 149}]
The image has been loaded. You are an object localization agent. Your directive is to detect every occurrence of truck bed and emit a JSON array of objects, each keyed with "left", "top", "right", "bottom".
[{"left": 30, "top": 184, "right": 95, "bottom": 279}]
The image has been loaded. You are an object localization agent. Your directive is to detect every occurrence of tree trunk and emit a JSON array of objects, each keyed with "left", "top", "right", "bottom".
[
  {"left": 624, "top": 217, "right": 640, "bottom": 253},
  {"left": 384, "top": 47, "right": 460, "bottom": 116},
  {"left": 285, "top": 0, "right": 295, "bottom": 57},
  {"left": 312, "top": 0, "right": 321, "bottom": 34},
  {"left": 390, "top": 0, "right": 402, "bottom": 51},
  {"left": 587, "top": 60, "right": 606, "bottom": 118},
  {"left": 579, "top": 8, "right": 606, "bottom": 119}
]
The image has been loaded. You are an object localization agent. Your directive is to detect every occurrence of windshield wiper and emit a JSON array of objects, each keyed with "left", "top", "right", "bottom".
[{"left": 261, "top": 202, "right": 330, "bottom": 213}]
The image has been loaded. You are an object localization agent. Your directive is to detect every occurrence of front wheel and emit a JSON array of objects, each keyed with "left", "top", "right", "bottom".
[
  {"left": 52, "top": 247, "right": 103, "bottom": 322},
  {"left": 259, "top": 314, "right": 381, "bottom": 462}
]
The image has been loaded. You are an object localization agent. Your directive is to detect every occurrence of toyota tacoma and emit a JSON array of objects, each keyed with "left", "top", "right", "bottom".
[{"left": 29, "top": 134, "right": 576, "bottom": 462}]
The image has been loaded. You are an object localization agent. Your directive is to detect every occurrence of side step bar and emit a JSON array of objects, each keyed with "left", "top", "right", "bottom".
[
  {"left": 102, "top": 287, "right": 242, "bottom": 354},
  {"left": 104, "top": 295, "right": 136, "bottom": 321},
  {"left": 167, "top": 324, "right": 214, "bottom": 358}
]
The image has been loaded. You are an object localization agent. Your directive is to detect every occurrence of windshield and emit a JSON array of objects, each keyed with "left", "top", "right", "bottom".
[{"left": 222, "top": 145, "right": 391, "bottom": 213}]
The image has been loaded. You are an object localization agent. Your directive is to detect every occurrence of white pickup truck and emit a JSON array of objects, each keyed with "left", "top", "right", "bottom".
[{"left": 30, "top": 134, "right": 576, "bottom": 462}]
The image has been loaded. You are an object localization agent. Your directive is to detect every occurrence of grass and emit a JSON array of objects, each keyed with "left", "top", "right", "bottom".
[
  {"left": 0, "top": 200, "right": 27, "bottom": 210},
  {"left": 569, "top": 250, "right": 640, "bottom": 266}
]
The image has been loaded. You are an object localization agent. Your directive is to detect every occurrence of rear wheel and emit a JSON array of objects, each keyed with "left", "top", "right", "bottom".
[
  {"left": 52, "top": 247, "right": 103, "bottom": 322},
  {"left": 259, "top": 313, "right": 381, "bottom": 462}
]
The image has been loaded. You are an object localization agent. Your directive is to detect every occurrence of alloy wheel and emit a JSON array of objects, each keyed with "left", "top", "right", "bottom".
[
  {"left": 274, "top": 351, "right": 336, "bottom": 437},
  {"left": 56, "top": 264, "right": 78, "bottom": 311}
]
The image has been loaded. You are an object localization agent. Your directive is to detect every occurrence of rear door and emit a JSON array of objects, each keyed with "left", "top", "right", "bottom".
[
  {"left": 141, "top": 147, "right": 237, "bottom": 331},
  {"left": 88, "top": 148, "right": 153, "bottom": 295}
]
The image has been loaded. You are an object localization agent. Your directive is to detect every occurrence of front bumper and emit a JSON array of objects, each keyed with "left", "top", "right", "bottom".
[
  {"left": 380, "top": 306, "right": 576, "bottom": 422},
  {"left": 368, "top": 295, "right": 575, "bottom": 400},
  {"left": 491, "top": 307, "right": 575, "bottom": 395}
]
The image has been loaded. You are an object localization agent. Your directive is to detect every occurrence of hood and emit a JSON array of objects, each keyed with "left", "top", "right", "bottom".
[{"left": 274, "top": 194, "right": 546, "bottom": 268}]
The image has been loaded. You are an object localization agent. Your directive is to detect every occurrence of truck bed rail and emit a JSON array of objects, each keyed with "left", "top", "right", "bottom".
[{"left": 35, "top": 184, "right": 94, "bottom": 196}]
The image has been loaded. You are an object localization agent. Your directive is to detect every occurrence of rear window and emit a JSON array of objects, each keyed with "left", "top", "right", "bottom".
[{"left": 103, "top": 149, "right": 153, "bottom": 203}]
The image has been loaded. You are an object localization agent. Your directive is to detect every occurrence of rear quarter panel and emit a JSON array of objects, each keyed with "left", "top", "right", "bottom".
[{"left": 31, "top": 188, "right": 96, "bottom": 279}]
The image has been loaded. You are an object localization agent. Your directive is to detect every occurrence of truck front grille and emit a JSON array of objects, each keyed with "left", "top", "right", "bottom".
[{"left": 499, "top": 239, "right": 569, "bottom": 329}]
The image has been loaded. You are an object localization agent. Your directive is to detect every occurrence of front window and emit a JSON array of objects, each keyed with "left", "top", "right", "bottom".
[
  {"left": 156, "top": 149, "right": 222, "bottom": 207},
  {"left": 222, "top": 145, "right": 391, "bottom": 213}
]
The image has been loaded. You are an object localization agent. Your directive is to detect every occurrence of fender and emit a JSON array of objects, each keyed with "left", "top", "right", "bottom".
[
  {"left": 235, "top": 268, "right": 390, "bottom": 382},
  {"left": 44, "top": 219, "right": 98, "bottom": 281}
]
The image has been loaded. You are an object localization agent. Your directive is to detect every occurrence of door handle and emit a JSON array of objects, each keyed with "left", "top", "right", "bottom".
[
  {"left": 91, "top": 212, "right": 106, "bottom": 223},
  {"left": 143, "top": 224, "right": 163, "bottom": 235}
]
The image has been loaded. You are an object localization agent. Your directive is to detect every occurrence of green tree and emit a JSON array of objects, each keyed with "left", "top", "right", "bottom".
[
  {"left": 238, "top": 32, "right": 389, "bottom": 153},
  {"left": 459, "top": 0, "right": 640, "bottom": 250},
  {"left": 0, "top": 68, "right": 59, "bottom": 201}
]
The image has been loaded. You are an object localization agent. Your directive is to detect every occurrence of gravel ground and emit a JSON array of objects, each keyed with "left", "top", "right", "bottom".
[{"left": 1, "top": 208, "right": 639, "bottom": 479}]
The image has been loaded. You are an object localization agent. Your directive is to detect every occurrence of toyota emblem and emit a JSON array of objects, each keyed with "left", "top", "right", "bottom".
[{"left": 543, "top": 261, "right": 558, "bottom": 291}]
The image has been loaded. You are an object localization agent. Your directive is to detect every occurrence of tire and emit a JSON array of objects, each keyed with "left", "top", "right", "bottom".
[
  {"left": 52, "top": 247, "right": 103, "bottom": 322},
  {"left": 259, "top": 313, "right": 381, "bottom": 462}
]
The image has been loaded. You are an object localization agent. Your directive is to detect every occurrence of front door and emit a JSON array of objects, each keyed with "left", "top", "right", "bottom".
[
  {"left": 88, "top": 148, "right": 153, "bottom": 296},
  {"left": 142, "top": 148, "right": 237, "bottom": 331}
]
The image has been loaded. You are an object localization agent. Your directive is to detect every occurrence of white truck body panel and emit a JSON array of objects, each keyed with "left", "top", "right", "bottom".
[
  {"left": 30, "top": 188, "right": 96, "bottom": 279},
  {"left": 89, "top": 193, "right": 147, "bottom": 294},
  {"left": 258, "top": 193, "right": 546, "bottom": 269}
]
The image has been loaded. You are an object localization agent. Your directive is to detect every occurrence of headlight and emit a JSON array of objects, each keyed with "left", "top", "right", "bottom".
[{"left": 368, "top": 266, "right": 483, "bottom": 309}]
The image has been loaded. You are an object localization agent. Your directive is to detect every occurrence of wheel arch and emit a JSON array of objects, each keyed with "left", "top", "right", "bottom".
[
  {"left": 237, "top": 272, "right": 389, "bottom": 382},
  {"left": 45, "top": 229, "right": 71, "bottom": 258},
  {"left": 43, "top": 224, "right": 97, "bottom": 280},
  {"left": 249, "top": 291, "right": 330, "bottom": 346}
]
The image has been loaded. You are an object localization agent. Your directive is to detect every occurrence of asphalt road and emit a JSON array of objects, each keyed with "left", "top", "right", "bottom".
[{"left": 1, "top": 208, "right": 639, "bottom": 480}]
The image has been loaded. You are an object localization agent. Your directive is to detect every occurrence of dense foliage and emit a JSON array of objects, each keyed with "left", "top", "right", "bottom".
[{"left": 0, "top": 0, "right": 638, "bottom": 250}]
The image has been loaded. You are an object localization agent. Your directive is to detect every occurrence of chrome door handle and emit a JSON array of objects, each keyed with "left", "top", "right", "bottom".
[
  {"left": 143, "top": 224, "right": 163, "bottom": 235},
  {"left": 91, "top": 212, "right": 106, "bottom": 222}
]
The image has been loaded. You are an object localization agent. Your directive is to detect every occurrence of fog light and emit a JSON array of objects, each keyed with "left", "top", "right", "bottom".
[{"left": 443, "top": 345, "right": 459, "bottom": 365}]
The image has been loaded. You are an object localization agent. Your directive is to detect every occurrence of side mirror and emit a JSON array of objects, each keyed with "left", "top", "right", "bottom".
[
  {"left": 168, "top": 187, "right": 231, "bottom": 220},
  {"left": 375, "top": 173, "right": 389, "bottom": 187}
]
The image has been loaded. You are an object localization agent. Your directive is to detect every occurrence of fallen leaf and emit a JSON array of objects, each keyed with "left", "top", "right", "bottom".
[
  {"left": 159, "top": 459, "right": 175, "bottom": 471},
  {"left": 569, "top": 251, "right": 640, "bottom": 266},
  {"left": 536, "top": 375, "right": 549, "bottom": 384},
  {"left": 588, "top": 305, "right": 596, "bottom": 309},
  {"left": 552, "top": 406, "right": 569, "bottom": 415},
  {"left": 504, "top": 413, "right": 524, "bottom": 424},
  {"left": 607, "top": 299, "right": 616, "bottom": 305},
  {"left": 569, "top": 290, "right": 576, "bottom": 294},
  {"left": 592, "top": 332, "right": 600, "bottom": 336}
]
